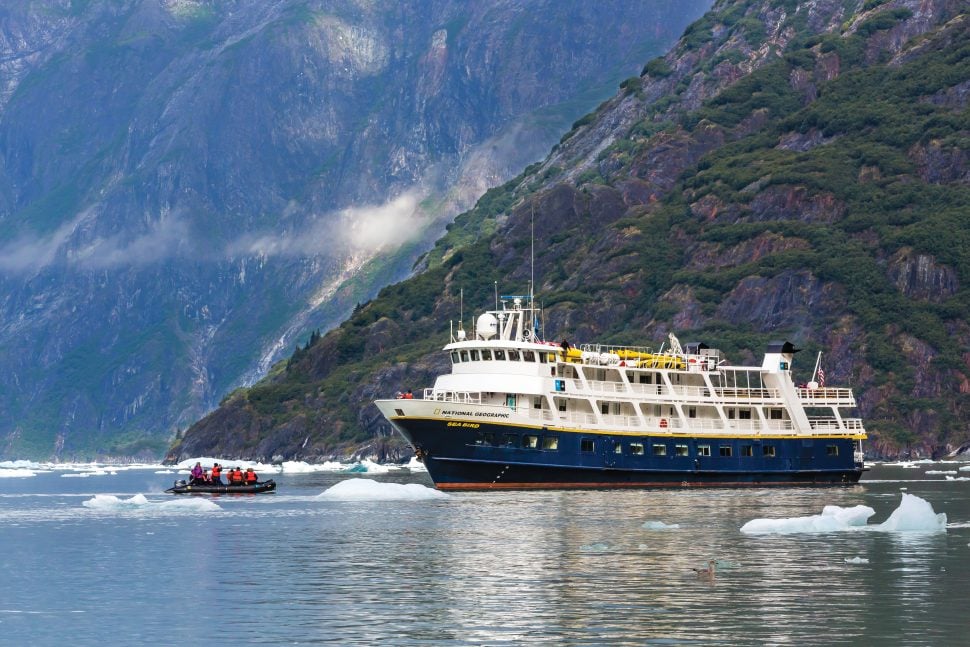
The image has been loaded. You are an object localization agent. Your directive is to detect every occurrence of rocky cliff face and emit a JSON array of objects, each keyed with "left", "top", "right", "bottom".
[
  {"left": 0, "top": 0, "right": 710, "bottom": 459},
  {"left": 174, "top": 0, "right": 970, "bottom": 463}
]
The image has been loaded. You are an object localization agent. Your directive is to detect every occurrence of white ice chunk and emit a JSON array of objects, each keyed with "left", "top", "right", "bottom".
[
  {"left": 740, "top": 504, "right": 875, "bottom": 534},
  {"left": 741, "top": 494, "right": 946, "bottom": 534},
  {"left": 0, "top": 468, "right": 38, "bottom": 478},
  {"left": 925, "top": 470, "right": 957, "bottom": 475},
  {"left": 642, "top": 520, "right": 680, "bottom": 530},
  {"left": 82, "top": 493, "right": 221, "bottom": 512},
  {"left": 874, "top": 493, "right": 947, "bottom": 531},
  {"left": 844, "top": 557, "right": 869, "bottom": 564},
  {"left": 316, "top": 478, "right": 448, "bottom": 501}
]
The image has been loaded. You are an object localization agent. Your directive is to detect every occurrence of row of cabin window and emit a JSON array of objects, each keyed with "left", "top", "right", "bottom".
[
  {"left": 452, "top": 349, "right": 555, "bottom": 364},
  {"left": 474, "top": 432, "right": 840, "bottom": 457}
]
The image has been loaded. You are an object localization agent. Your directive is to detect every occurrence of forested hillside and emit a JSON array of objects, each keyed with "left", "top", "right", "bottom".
[{"left": 171, "top": 0, "right": 970, "bottom": 463}]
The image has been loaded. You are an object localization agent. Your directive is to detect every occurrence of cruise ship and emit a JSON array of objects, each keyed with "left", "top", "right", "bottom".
[{"left": 375, "top": 295, "right": 866, "bottom": 490}]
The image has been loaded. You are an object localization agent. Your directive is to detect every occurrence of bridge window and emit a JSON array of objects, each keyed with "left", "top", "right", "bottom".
[
  {"left": 451, "top": 351, "right": 460, "bottom": 363},
  {"left": 460, "top": 350, "right": 470, "bottom": 362},
  {"left": 481, "top": 349, "right": 492, "bottom": 360},
  {"left": 542, "top": 436, "right": 559, "bottom": 450},
  {"left": 523, "top": 351, "right": 535, "bottom": 362},
  {"left": 719, "top": 446, "right": 733, "bottom": 457},
  {"left": 738, "top": 409, "right": 752, "bottom": 420},
  {"left": 508, "top": 350, "right": 520, "bottom": 361},
  {"left": 763, "top": 445, "right": 776, "bottom": 457},
  {"left": 494, "top": 349, "right": 506, "bottom": 360},
  {"left": 698, "top": 445, "right": 711, "bottom": 457},
  {"left": 826, "top": 445, "right": 839, "bottom": 456},
  {"left": 653, "top": 444, "right": 667, "bottom": 456},
  {"left": 581, "top": 438, "right": 595, "bottom": 453},
  {"left": 471, "top": 349, "right": 480, "bottom": 361},
  {"left": 523, "top": 435, "right": 539, "bottom": 449},
  {"left": 675, "top": 444, "right": 689, "bottom": 457},
  {"left": 630, "top": 443, "right": 645, "bottom": 456}
]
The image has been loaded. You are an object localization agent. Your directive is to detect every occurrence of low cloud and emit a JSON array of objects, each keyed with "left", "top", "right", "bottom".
[{"left": 0, "top": 190, "right": 430, "bottom": 276}]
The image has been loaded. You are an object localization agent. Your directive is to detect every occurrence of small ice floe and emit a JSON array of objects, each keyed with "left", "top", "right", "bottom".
[
  {"left": 959, "top": 466, "right": 970, "bottom": 472},
  {"left": 844, "top": 557, "right": 869, "bottom": 565},
  {"left": 405, "top": 456, "right": 428, "bottom": 472},
  {"left": 944, "top": 476, "right": 970, "bottom": 481},
  {"left": 740, "top": 493, "right": 947, "bottom": 534},
  {"left": 316, "top": 478, "right": 448, "bottom": 501},
  {"left": 925, "top": 470, "right": 957, "bottom": 475},
  {"left": 61, "top": 468, "right": 117, "bottom": 478},
  {"left": 580, "top": 542, "right": 611, "bottom": 553},
  {"left": 0, "top": 468, "right": 38, "bottom": 478},
  {"left": 642, "top": 520, "right": 680, "bottom": 530},
  {"left": 82, "top": 494, "right": 221, "bottom": 513},
  {"left": 280, "top": 460, "right": 346, "bottom": 473}
]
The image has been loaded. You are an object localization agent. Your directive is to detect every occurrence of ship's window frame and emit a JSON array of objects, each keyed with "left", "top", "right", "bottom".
[
  {"left": 460, "top": 350, "right": 470, "bottom": 362},
  {"left": 451, "top": 351, "right": 460, "bottom": 363},
  {"left": 481, "top": 349, "right": 492, "bottom": 361},
  {"left": 533, "top": 396, "right": 542, "bottom": 409},
  {"left": 538, "top": 353, "right": 548, "bottom": 364},
  {"left": 508, "top": 350, "right": 520, "bottom": 361},
  {"left": 601, "top": 402, "right": 609, "bottom": 415},
  {"left": 675, "top": 444, "right": 689, "bottom": 457},
  {"left": 542, "top": 436, "right": 559, "bottom": 451},
  {"left": 769, "top": 408, "right": 783, "bottom": 420},
  {"left": 653, "top": 443, "right": 667, "bottom": 456},
  {"left": 581, "top": 438, "right": 595, "bottom": 453},
  {"left": 763, "top": 445, "right": 776, "bottom": 457},
  {"left": 470, "top": 349, "right": 480, "bottom": 361},
  {"left": 523, "top": 435, "right": 539, "bottom": 449},
  {"left": 719, "top": 445, "right": 732, "bottom": 457},
  {"left": 727, "top": 408, "right": 736, "bottom": 419},
  {"left": 697, "top": 444, "right": 711, "bottom": 457},
  {"left": 614, "top": 440, "right": 623, "bottom": 454},
  {"left": 504, "top": 433, "right": 519, "bottom": 447},
  {"left": 630, "top": 442, "right": 645, "bottom": 456},
  {"left": 738, "top": 409, "right": 752, "bottom": 420},
  {"left": 688, "top": 406, "right": 697, "bottom": 418},
  {"left": 826, "top": 445, "right": 839, "bottom": 456},
  {"left": 494, "top": 349, "right": 506, "bottom": 361},
  {"left": 523, "top": 350, "right": 536, "bottom": 362},
  {"left": 741, "top": 445, "right": 753, "bottom": 457},
  {"left": 556, "top": 397, "right": 567, "bottom": 412}
]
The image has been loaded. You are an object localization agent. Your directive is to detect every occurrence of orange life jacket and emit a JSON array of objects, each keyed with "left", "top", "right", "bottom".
[
  {"left": 245, "top": 471, "right": 257, "bottom": 483},
  {"left": 211, "top": 465, "right": 222, "bottom": 478}
]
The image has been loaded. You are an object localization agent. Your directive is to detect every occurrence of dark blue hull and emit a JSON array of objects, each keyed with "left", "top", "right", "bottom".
[{"left": 394, "top": 418, "right": 864, "bottom": 490}]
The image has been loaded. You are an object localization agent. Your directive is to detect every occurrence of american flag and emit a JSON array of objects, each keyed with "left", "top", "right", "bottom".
[{"left": 818, "top": 367, "right": 826, "bottom": 388}]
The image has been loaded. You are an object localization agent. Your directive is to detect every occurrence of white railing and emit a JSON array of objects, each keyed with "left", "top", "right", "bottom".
[
  {"left": 423, "top": 389, "right": 482, "bottom": 404},
  {"left": 808, "top": 417, "right": 865, "bottom": 431},
  {"left": 797, "top": 387, "right": 856, "bottom": 405}
]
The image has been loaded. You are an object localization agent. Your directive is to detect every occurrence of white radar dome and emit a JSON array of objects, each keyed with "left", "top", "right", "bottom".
[{"left": 476, "top": 313, "right": 498, "bottom": 340}]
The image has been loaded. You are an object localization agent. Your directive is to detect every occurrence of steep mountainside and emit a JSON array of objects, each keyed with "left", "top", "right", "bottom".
[
  {"left": 0, "top": 0, "right": 710, "bottom": 459},
  {"left": 173, "top": 0, "right": 969, "bottom": 463}
]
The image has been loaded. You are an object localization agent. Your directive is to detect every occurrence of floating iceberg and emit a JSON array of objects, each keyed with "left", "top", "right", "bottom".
[
  {"left": 740, "top": 493, "right": 946, "bottom": 534},
  {"left": 82, "top": 493, "right": 221, "bottom": 513},
  {"left": 642, "top": 520, "right": 680, "bottom": 530},
  {"left": 0, "top": 468, "right": 38, "bottom": 478},
  {"left": 316, "top": 478, "right": 448, "bottom": 501},
  {"left": 844, "top": 557, "right": 869, "bottom": 564}
]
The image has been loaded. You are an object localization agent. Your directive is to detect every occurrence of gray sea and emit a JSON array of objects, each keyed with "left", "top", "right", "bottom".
[{"left": 1, "top": 460, "right": 968, "bottom": 646}]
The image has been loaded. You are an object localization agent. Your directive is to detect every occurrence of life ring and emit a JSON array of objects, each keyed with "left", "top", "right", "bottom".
[{"left": 659, "top": 418, "right": 668, "bottom": 429}]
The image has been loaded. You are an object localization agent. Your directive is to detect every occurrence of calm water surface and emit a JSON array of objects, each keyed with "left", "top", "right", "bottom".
[{"left": 1, "top": 463, "right": 968, "bottom": 645}]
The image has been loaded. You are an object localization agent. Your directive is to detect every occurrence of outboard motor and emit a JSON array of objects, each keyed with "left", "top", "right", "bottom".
[{"left": 174, "top": 479, "right": 186, "bottom": 487}]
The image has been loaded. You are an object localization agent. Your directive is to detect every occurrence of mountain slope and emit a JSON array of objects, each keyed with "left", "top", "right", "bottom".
[
  {"left": 0, "top": 0, "right": 710, "bottom": 459},
  {"left": 171, "top": 0, "right": 969, "bottom": 463}
]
